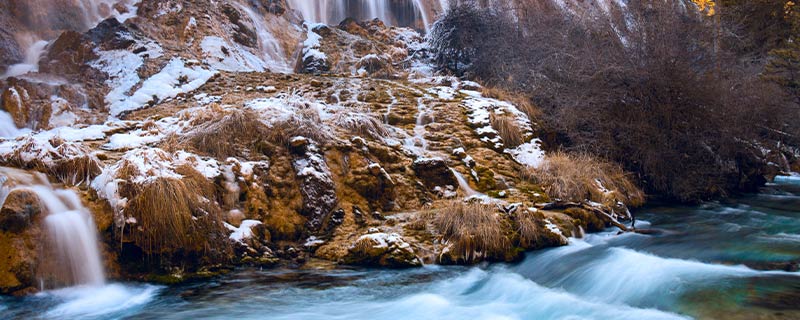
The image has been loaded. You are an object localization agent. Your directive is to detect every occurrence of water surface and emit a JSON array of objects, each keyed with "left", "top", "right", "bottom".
[{"left": 2, "top": 178, "right": 799, "bottom": 319}]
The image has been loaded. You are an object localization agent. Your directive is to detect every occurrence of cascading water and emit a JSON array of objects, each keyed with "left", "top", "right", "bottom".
[
  {"left": 287, "top": 0, "right": 440, "bottom": 32},
  {"left": 35, "top": 185, "right": 106, "bottom": 287},
  {"left": 0, "top": 170, "right": 106, "bottom": 288},
  {"left": 1, "top": 35, "right": 49, "bottom": 79},
  {"left": 0, "top": 111, "right": 28, "bottom": 138},
  {"left": 234, "top": 3, "right": 293, "bottom": 73},
  {"left": 451, "top": 168, "right": 478, "bottom": 196},
  {"left": 2, "top": 0, "right": 140, "bottom": 79}
]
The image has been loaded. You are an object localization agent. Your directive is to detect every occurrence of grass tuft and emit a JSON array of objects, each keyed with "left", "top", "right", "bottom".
[
  {"left": 434, "top": 201, "right": 509, "bottom": 263},
  {"left": 525, "top": 152, "right": 644, "bottom": 207}
]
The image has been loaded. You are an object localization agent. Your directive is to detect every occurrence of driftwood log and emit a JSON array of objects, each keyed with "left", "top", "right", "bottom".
[{"left": 535, "top": 201, "right": 630, "bottom": 232}]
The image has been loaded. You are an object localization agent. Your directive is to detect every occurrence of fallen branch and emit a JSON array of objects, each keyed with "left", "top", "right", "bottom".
[{"left": 535, "top": 201, "right": 630, "bottom": 232}]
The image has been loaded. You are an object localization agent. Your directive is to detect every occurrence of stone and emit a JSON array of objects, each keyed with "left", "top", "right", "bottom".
[
  {"left": 412, "top": 157, "right": 457, "bottom": 190},
  {"left": 0, "top": 189, "right": 42, "bottom": 233},
  {"left": 343, "top": 232, "right": 421, "bottom": 268}
]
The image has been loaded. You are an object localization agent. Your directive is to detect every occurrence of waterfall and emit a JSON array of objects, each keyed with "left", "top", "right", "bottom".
[
  {"left": 234, "top": 3, "right": 293, "bottom": 73},
  {"left": 36, "top": 185, "right": 106, "bottom": 287},
  {"left": 287, "top": 0, "right": 439, "bottom": 31},
  {"left": 451, "top": 168, "right": 479, "bottom": 196},
  {"left": 0, "top": 111, "right": 29, "bottom": 138},
  {"left": 2, "top": 36, "right": 49, "bottom": 79},
  {"left": 2, "top": 0, "right": 140, "bottom": 79}
]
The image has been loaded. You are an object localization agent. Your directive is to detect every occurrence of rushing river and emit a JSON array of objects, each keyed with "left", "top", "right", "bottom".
[{"left": 2, "top": 177, "right": 800, "bottom": 320}]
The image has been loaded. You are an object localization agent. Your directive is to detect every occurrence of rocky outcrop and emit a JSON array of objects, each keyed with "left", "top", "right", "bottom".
[
  {"left": 412, "top": 157, "right": 457, "bottom": 190},
  {"left": 0, "top": 189, "right": 42, "bottom": 233},
  {"left": 0, "top": 189, "right": 43, "bottom": 295},
  {"left": 343, "top": 230, "right": 422, "bottom": 268},
  {"left": 290, "top": 138, "right": 338, "bottom": 232}
]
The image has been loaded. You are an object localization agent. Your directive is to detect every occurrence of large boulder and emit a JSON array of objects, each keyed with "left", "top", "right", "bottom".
[
  {"left": 0, "top": 188, "right": 43, "bottom": 295},
  {"left": 0, "top": 189, "right": 42, "bottom": 233},
  {"left": 412, "top": 157, "right": 457, "bottom": 190},
  {"left": 344, "top": 230, "right": 422, "bottom": 268}
]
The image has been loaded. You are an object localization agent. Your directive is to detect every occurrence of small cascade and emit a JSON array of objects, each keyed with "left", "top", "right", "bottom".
[
  {"left": 451, "top": 168, "right": 479, "bottom": 196},
  {"left": 37, "top": 185, "right": 106, "bottom": 287},
  {"left": 0, "top": 170, "right": 106, "bottom": 288},
  {"left": 0, "top": 111, "right": 29, "bottom": 138},
  {"left": 2, "top": 36, "right": 49, "bottom": 79},
  {"left": 413, "top": 98, "right": 430, "bottom": 150},
  {"left": 234, "top": 3, "right": 293, "bottom": 73},
  {"left": 3, "top": 0, "right": 140, "bottom": 79}
]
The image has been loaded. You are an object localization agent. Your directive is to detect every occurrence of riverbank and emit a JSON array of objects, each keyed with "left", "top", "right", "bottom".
[{"left": 3, "top": 179, "right": 799, "bottom": 319}]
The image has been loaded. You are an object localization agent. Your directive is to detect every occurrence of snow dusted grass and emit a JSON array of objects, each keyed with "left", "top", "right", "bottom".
[
  {"left": 434, "top": 201, "right": 509, "bottom": 263},
  {"left": 0, "top": 135, "right": 101, "bottom": 185},
  {"left": 525, "top": 152, "right": 644, "bottom": 207},
  {"left": 180, "top": 108, "right": 269, "bottom": 158},
  {"left": 246, "top": 92, "right": 331, "bottom": 146},
  {"left": 332, "top": 109, "right": 390, "bottom": 140},
  {"left": 461, "top": 89, "right": 533, "bottom": 150},
  {"left": 91, "top": 147, "right": 230, "bottom": 259},
  {"left": 490, "top": 113, "right": 524, "bottom": 148}
]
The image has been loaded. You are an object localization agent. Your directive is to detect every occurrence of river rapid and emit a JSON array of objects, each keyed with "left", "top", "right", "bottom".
[{"left": 2, "top": 177, "right": 799, "bottom": 320}]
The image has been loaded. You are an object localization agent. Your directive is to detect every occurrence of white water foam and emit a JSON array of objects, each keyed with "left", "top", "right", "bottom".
[
  {"left": 32, "top": 185, "right": 106, "bottom": 286},
  {"left": 41, "top": 283, "right": 160, "bottom": 319},
  {"left": 265, "top": 268, "right": 689, "bottom": 320}
]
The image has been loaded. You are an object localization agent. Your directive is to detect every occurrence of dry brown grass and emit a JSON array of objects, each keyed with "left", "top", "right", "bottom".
[
  {"left": 526, "top": 152, "right": 645, "bottom": 207},
  {"left": 514, "top": 210, "right": 541, "bottom": 248},
  {"left": 511, "top": 210, "right": 568, "bottom": 249},
  {"left": 351, "top": 236, "right": 377, "bottom": 253},
  {"left": 2, "top": 136, "right": 101, "bottom": 186},
  {"left": 179, "top": 109, "right": 269, "bottom": 158},
  {"left": 51, "top": 155, "right": 102, "bottom": 186},
  {"left": 434, "top": 201, "right": 509, "bottom": 263},
  {"left": 490, "top": 113, "right": 524, "bottom": 148},
  {"left": 267, "top": 107, "right": 331, "bottom": 146},
  {"left": 122, "top": 165, "right": 231, "bottom": 262},
  {"left": 333, "top": 110, "right": 389, "bottom": 140},
  {"left": 482, "top": 86, "right": 540, "bottom": 120}
]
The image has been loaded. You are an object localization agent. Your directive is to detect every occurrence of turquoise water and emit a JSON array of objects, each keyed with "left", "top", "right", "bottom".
[{"left": 2, "top": 178, "right": 799, "bottom": 319}]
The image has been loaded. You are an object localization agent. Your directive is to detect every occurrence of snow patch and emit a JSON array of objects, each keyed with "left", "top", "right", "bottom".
[{"left": 225, "top": 220, "right": 262, "bottom": 243}]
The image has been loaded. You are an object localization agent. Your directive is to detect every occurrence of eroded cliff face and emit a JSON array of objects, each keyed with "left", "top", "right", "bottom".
[{"left": 0, "top": 0, "right": 645, "bottom": 294}]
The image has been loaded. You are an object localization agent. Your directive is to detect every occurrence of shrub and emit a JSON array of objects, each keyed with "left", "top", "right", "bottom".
[{"left": 431, "top": 0, "right": 800, "bottom": 201}]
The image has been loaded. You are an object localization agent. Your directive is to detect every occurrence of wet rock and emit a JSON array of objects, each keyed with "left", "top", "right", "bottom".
[
  {"left": 563, "top": 207, "right": 605, "bottom": 232},
  {"left": 0, "top": 189, "right": 42, "bottom": 233},
  {"left": 260, "top": 0, "right": 286, "bottom": 15},
  {"left": 85, "top": 18, "right": 136, "bottom": 51},
  {"left": 39, "top": 30, "right": 96, "bottom": 77},
  {"left": 291, "top": 142, "right": 337, "bottom": 231},
  {"left": 356, "top": 54, "right": 395, "bottom": 78},
  {"left": 0, "top": 29, "right": 22, "bottom": 73},
  {"left": 353, "top": 205, "right": 366, "bottom": 226},
  {"left": 0, "top": 189, "right": 42, "bottom": 294},
  {"left": 338, "top": 18, "right": 368, "bottom": 37},
  {"left": 222, "top": 4, "right": 258, "bottom": 48},
  {"left": 323, "top": 208, "right": 345, "bottom": 234},
  {"left": 343, "top": 232, "right": 422, "bottom": 268},
  {"left": 412, "top": 157, "right": 457, "bottom": 190}
]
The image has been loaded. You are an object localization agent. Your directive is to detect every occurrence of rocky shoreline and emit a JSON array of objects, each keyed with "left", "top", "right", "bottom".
[{"left": 0, "top": 0, "right": 645, "bottom": 295}]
